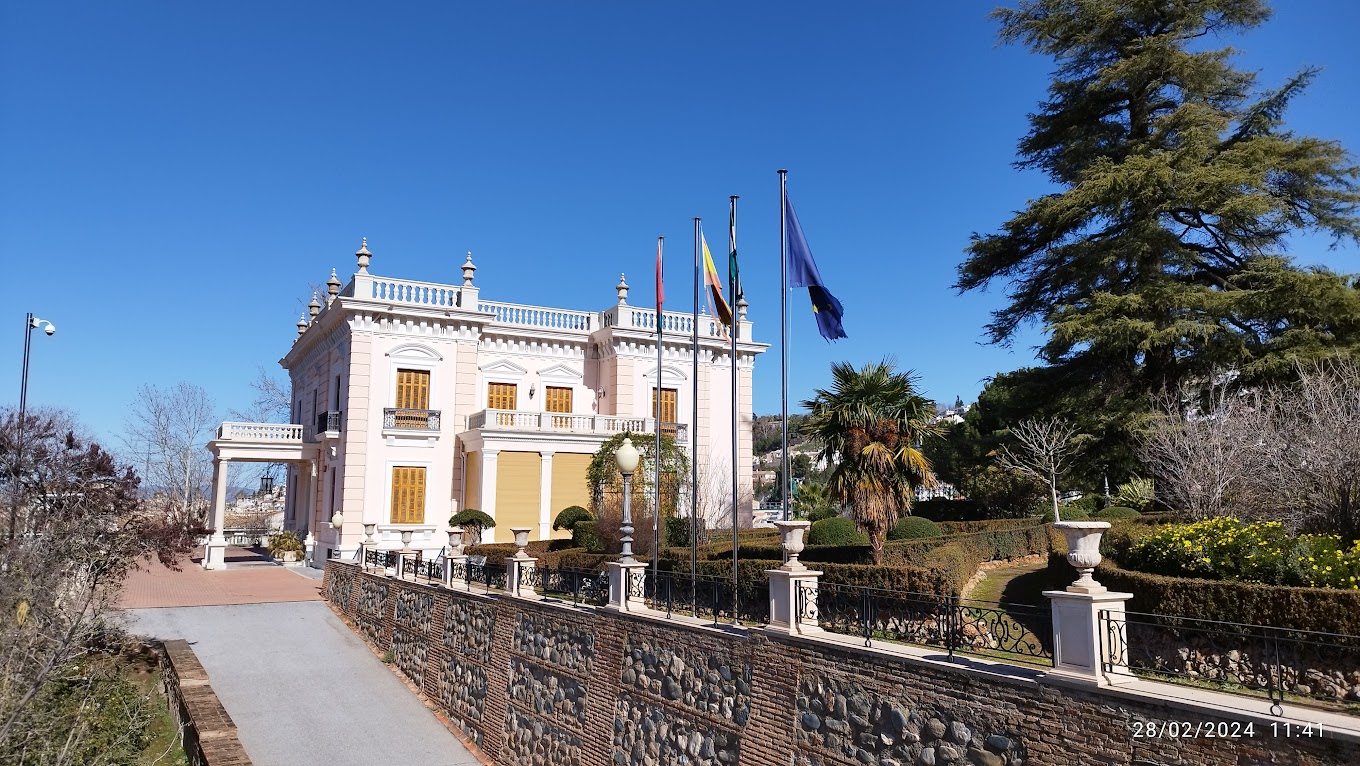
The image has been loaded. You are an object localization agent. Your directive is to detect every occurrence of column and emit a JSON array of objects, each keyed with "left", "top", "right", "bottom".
[
  {"left": 300, "top": 461, "right": 316, "bottom": 564},
  {"left": 538, "top": 451, "right": 554, "bottom": 541},
  {"left": 203, "top": 458, "right": 230, "bottom": 571},
  {"left": 480, "top": 449, "right": 499, "bottom": 542}
]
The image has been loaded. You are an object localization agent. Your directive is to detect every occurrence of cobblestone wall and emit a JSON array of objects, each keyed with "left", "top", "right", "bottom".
[{"left": 323, "top": 562, "right": 1360, "bottom": 766}]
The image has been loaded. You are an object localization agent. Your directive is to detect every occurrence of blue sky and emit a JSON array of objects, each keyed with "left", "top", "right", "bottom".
[{"left": 3, "top": 2, "right": 1358, "bottom": 444}]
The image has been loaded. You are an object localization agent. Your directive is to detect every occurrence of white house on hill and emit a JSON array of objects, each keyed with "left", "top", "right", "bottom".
[{"left": 202, "top": 240, "right": 766, "bottom": 569}]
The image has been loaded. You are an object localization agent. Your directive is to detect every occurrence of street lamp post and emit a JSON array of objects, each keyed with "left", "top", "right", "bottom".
[
  {"left": 615, "top": 437, "right": 640, "bottom": 564},
  {"left": 11, "top": 313, "right": 55, "bottom": 539}
]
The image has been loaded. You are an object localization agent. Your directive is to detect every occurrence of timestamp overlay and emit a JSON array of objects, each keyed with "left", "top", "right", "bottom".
[{"left": 1130, "top": 720, "right": 1328, "bottom": 740}]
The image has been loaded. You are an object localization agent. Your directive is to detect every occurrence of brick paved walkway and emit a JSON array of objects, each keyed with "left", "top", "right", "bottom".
[{"left": 118, "top": 546, "right": 322, "bottom": 609}]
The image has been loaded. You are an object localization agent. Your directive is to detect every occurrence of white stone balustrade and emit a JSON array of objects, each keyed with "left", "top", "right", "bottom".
[
  {"left": 466, "top": 410, "right": 687, "bottom": 442},
  {"left": 216, "top": 422, "right": 304, "bottom": 441},
  {"left": 477, "top": 301, "right": 595, "bottom": 332},
  {"left": 369, "top": 276, "right": 462, "bottom": 307}
]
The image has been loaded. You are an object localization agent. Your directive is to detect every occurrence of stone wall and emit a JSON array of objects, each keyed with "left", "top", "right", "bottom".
[
  {"left": 160, "top": 639, "right": 253, "bottom": 766},
  {"left": 322, "top": 561, "right": 1360, "bottom": 766}
]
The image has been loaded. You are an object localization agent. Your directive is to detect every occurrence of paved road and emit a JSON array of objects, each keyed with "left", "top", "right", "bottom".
[{"left": 127, "top": 601, "right": 482, "bottom": 766}]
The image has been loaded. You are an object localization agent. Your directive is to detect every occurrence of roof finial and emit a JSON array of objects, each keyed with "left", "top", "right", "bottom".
[
  {"left": 356, "top": 237, "right": 371, "bottom": 274},
  {"left": 296, "top": 314, "right": 308, "bottom": 336},
  {"left": 326, "top": 268, "right": 342, "bottom": 305},
  {"left": 737, "top": 295, "right": 749, "bottom": 321},
  {"left": 616, "top": 272, "right": 629, "bottom": 304},
  {"left": 308, "top": 291, "right": 321, "bottom": 318},
  {"left": 462, "top": 251, "right": 477, "bottom": 286}
]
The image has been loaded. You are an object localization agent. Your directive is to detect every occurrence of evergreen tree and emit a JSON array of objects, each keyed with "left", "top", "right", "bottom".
[{"left": 959, "top": 1, "right": 1360, "bottom": 412}]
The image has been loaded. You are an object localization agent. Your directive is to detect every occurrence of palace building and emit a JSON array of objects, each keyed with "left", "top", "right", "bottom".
[{"left": 203, "top": 240, "right": 766, "bottom": 568}]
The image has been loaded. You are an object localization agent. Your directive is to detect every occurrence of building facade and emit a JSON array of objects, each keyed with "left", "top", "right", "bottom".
[{"left": 204, "top": 240, "right": 765, "bottom": 568}]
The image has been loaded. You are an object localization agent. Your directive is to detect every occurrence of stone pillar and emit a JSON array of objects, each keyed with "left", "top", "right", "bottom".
[
  {"left": 607, "top": 561, "right": 649, "bottom": 612},
  {"left": 480, "top": 449, "right": 500, "bottom": 535},
  {"left": 203, "top": 458, "right": 230, "bottom": 570},
  {"left": 442, "top": 525, "right": 465, "bottom": 587},
  {"left": 506, "top": 527, "right": 537, "bottom": 597},
  {"left": 538, "top": 452, "right": 554, "bottom": 541},
  {"left": 1044, "top": 521, "right": 1133, "bottom": 685},
  {"left": 766, "top": 521, "right": 822, "bottom": 634}
]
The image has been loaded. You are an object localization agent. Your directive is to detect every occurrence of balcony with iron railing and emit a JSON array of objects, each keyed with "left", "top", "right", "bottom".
[
  {"left": 465, "top": 409, "right": 687, "bottom": 442},
  {"left": 316, "top": 410, "right": 342, "bottom": 437},
  {"left": 383, "top": 408, "right": 441, "bottom": 431}
]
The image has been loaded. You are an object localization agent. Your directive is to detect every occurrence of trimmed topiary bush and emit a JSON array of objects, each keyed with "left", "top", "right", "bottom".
[
  {"left": 552, "top": 505, "right": 592, "bottom": 531},
  {"left": 571, "top": 520, "right": 602, "bottom": 553},
  {"left": 887, "top": 516, "right": 943, "bottom": 541},
  {"left": 1095, "top": 506, "right": 1141, "bottom": 520},
  {"left": 807, "top": 517, "right": 869, "bottom": 546},
  {"left": 1044, "top": 505, "right": 1090, "bottom": 523},
  {"left": 805, "top": 506, "right": 840, "bottom": 522},
  {"left": 449, "top": 508, "right": 496, "bottom": 545}
]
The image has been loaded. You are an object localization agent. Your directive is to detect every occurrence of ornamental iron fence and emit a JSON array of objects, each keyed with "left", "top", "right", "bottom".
[
  {"left": 1100, "top": 610, "right": 1360, "bottom": 716},
  {"left": 634, "top": 569, "right": 770, "bottom": 626},
  {"left": 799, "top": 581, "right": 1053, "bottom": 666}
]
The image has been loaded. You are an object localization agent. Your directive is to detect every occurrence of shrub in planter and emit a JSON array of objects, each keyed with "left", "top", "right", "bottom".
[
  {"left": 888, "top": 516, "right": 943, "bottom": 541},
  {"left": 552, "top": 505, "right": 592, "bottom": 531},
  {"left": 449, "top": 508, "right": 496, "bottom": 545},
  {"left": 807, "top": 517, "right": 869, "bottom": 546},
  {"left": 268, "top": 530, "right": 305, "bottom": 561}
]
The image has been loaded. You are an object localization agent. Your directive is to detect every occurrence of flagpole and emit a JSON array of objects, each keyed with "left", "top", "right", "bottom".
[
  {"left": 779, "top": 169, "right": 790, "bottom": 522},
  {"left": 728, "top": 195, "right": 740, "bottom": 623},
  {"left": 654, "top": 236, "right": 664, "bottom": 587},
  {"left": 691, "top": 217, "right": 701, "bottom": 615}
]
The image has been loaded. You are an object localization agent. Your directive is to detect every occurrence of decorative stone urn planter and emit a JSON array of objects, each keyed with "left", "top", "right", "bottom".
[
  {"left": 447, "top": 526, "right": 464, "bottom": 557},
  {"left": 1053, "top": 520, "right": 1111, "bottom": 594},
  {"left": 773, "top": 520, "right": 811, "bottom": 571},
  {"left": 280, "top": 550, "right": 298, "bottom": 563},
  {"left": 510, "top": 527, "right": 533, "bottom": 560},
  {"left": 363, "top": 524, "right": 377, "bottom": 546},
  {"left": 400, "top": 530, "right": 414, "bottom": 553}
]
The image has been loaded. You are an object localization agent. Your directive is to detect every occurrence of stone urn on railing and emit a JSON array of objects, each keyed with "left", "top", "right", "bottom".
[
  {"left": 511, "top": 527, "right": 533, "bottom": 560},
  {"left": 773, "top": 520, "right": 811, "bottom": 571},
  {"left": 1053, "top": 520, "right": 1111, "bottom": 593},
  {"left": 400, "top": 530, "right": 414, "bottom": 553},
  {"left": 446, "top": 525, "right": 464, "bottom": 558}
]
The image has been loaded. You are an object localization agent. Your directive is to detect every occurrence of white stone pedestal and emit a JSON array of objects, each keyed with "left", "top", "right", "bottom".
[
  {"left": 508, "top": 557, "right": 538, "bottom": 597},
  {"left": 607, "top": 561, "right": 649, "bottom": 611},
  {"left": 443, "top": 554, "right": 469, "bottom": 589},
  {"left": 767, "top": 568, "right": 823, "bottom": 634},
  {"left": 393, "top": 550, "right": 419, "bottom": 580},
  {"left": 1044, "top": 588, "right": 1133, "bottom": 685},
  {"left": 202, "top": 535, "right": 227, "bottom": 571}
]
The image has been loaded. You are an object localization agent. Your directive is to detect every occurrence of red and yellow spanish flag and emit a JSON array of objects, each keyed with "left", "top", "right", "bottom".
[{"left": 701, "top": 231, "right": 733, "bottom": 326}]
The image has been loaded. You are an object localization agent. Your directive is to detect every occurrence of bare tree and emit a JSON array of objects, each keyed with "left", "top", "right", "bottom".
[
  {"left": 228, "top": 366, "right": 290, "bottom": 423},
  {"left": 1260, "top": 361, "right": 1360, "bottom": 539},
  {"left": 122, "top": 382, "right": 218, "bottom": 519},
  {"left": 0, "top": 408, "right": 202, "bottom": 757},
  {"left": 998, "top": 417, "right": 1079, "bottom": 522},
  {"left": 1138, "top": 385, "right": 1269, "bottom": 521},
  {"left": 688, "top": 454, "right": 756, "bottom": 539}
]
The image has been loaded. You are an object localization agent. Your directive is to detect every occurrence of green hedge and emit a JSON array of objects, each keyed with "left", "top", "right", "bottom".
[
  {"left": 1094, "top": 506, "right": 1141, "bottom": 520},
  {"left": 571, "top": 520, "right": 602, "bottom": 553},
  {"left": 808, "top": 517, "right": 868, "bottom": 546},
  {"left": 1046, "top": 554, "right": 1360, "bottom": 635},
  {"left": 888, "top": 517, "right": 943, "bottom": 541},
  {"left": 936, "top": 518, "right": 1041, "bottom": 534}
]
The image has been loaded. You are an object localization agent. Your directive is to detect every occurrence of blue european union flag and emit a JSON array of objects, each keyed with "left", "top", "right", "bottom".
[{"left": 784, "top": 192, "right": 847, "bottom": 341}]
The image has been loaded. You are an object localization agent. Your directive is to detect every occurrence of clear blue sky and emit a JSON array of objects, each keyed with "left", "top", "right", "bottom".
[{"left": 3, "top": 2, "right": 1358, "bottom": 445}]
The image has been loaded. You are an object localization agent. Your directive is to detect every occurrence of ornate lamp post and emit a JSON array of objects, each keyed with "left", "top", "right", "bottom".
[{"left": 614, "top": 437, "right": 640, "bottom": 564}]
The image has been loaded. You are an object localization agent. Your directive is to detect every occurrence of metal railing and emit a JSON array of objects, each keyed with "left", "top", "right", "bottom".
[
  {"left": 631, "top": 569, "right": 770, "bottom": 626},
  {"left": 523, "top": 565, "right": 611, "bottom": 607},
  {"left": 1101, "top": 610, "right": 1360, "bottom": 715},
  {"left": 383, "top": 408, "right": 441, "bottom": 430},
  {"left": 445, "top": 560, "right": 509, "bottom": 592},
  {"left": 800, "top": 582, "right": 1053, "bottom": 666},
  {"left": 315, "top": 410, "right": 342, "bottom": 434}
]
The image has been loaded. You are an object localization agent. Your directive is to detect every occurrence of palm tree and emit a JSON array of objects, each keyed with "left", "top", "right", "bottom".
[{"left": 801, "top": 359, "right": 937, "bottom": 563}]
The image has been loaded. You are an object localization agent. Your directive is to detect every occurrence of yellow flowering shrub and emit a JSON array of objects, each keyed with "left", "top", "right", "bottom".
[{"left": 1123, "top": 517, "right": 1360, "bottom": 589}]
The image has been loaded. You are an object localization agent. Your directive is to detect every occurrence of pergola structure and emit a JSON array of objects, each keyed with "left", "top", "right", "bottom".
[{"left": 204, "top": 422, "right": 320, "bottom": 570}]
